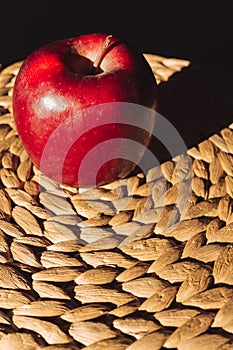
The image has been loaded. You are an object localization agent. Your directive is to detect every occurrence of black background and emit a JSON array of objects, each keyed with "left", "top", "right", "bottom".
[{"left": 1, "top": 1, "right": 233, "bottom": 71}]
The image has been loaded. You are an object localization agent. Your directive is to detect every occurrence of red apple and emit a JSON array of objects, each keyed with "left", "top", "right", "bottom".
[{"left": 13, "top": 33, "right": 157, "bottom": 187}]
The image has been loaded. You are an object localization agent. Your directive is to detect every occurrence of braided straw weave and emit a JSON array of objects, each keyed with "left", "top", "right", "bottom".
[{"left": 0, "top": 54, "right": 233, "bottom": 350}]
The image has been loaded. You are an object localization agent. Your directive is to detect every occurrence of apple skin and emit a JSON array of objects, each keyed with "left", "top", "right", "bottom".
[{"left": 13, "top": 33, "right": 157, "bottom": 187}]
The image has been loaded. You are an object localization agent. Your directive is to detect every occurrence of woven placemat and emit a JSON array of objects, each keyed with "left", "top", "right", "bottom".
[{"left": 0, "top": 54, "right": 233, "bottom": 350}]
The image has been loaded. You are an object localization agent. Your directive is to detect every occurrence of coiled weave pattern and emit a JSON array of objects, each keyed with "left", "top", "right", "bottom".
[{"left": 0, "top": 55, "right": 233, "bottom": 349}]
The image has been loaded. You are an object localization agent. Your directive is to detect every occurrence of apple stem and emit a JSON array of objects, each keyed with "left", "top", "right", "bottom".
[{"left": 93, "top": 35, "right": 112, "bottom": 70}]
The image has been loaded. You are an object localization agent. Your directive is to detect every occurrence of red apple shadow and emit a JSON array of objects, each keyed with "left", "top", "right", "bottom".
[{"left": 148, "top": 63, "right": 233, "bottom": 164}]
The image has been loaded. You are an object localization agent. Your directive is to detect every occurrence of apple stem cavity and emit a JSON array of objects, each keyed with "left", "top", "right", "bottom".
[{"left": 93, "top": 35, "right": 112, "bottom": 70}]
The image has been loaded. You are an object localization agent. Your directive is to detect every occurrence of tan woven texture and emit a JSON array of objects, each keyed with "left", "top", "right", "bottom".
[{"left": 0, "top": 55, "right": 233, "bottom": 349}]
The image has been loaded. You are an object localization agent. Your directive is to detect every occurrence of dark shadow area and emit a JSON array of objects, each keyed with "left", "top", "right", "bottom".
[{"left": 149, "top": 63, "right": 233, "bottom": 163}]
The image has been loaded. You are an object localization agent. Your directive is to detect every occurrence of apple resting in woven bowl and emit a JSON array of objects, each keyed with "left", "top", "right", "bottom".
[{"left": 12, "top": 33, "right": 157, "bottom": 188}]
